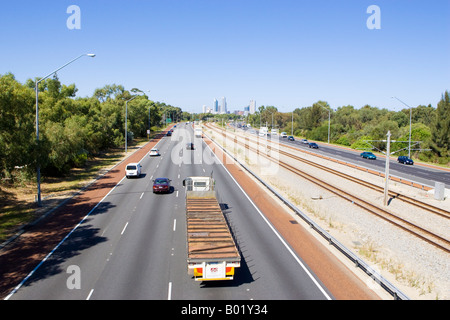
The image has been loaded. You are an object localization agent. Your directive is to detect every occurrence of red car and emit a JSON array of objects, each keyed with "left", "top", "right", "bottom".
[{"left": 153, "top": 178, "right": 171, "bottom": 193}]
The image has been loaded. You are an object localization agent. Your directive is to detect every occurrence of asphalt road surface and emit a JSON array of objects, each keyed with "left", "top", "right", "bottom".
[{"left": 7, "top": 126, "right": 332, "bottom": 300}]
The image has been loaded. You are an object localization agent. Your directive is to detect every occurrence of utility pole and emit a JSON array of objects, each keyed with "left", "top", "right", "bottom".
[
  {"left": 291, "top": 111, "right": 294, "bottom": 136},
  {"left": 318, "top": 102, "right": 331, "bottom": 144},
  {"left": 383, "top": 130, "right": 391, "bottom": 206},
  {"left": 392, "top": 97, "right": 412, "bottom": 158}
]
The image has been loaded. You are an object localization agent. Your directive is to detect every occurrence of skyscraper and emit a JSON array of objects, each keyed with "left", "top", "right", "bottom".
[
  {"left": 213, "top": 99, "right": 218, "bottom": 113},
  {"left": 250, "top": 100, "right": 256, "bottom": 114},
  {"left": 221, "top": 97, "right": 227, "bottom": 114}
]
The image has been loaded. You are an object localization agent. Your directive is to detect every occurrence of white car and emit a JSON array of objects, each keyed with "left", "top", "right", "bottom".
[
  {"left": 301, "top": 139, "right": 309, "bottom": 144},
  {"left": 280, "top": 132, "right": 287, "bottom": 138},
  {"left": 149, "top": 148, "right": 160, "bottom": 156},
  {"left": 125, "top": 163, "right": 142, "bottom": 178}
]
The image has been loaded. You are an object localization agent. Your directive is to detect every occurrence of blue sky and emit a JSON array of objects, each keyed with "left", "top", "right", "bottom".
[{"left": 1, "top": 0, "right": 449, "bottom": 113}]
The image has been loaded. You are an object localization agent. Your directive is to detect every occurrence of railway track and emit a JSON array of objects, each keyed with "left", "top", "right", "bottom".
[
  {"left": 276, "top": 147, "right": 450, "bottom": 220},
  {"left": 205, "top": 123, "right": 450, "bottom": 253}
]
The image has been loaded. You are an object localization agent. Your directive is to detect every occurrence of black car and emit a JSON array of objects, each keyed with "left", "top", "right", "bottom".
[
  {"left": 287, "top": 136, "right": 295, "bottom": 141},
  {"left": 308, "top": 142, "right": 319, "bottom": 149},
  {"left": 186, "top": 143, "right": 194, "bottom": 150},
  {"left": 397, "top": 156, "right": 414, "bottom": 165}
]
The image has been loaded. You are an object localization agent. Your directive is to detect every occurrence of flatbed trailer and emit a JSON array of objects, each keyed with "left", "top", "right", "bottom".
[{"left": 184, "top": 177, "right": 241, "bottom": 281}]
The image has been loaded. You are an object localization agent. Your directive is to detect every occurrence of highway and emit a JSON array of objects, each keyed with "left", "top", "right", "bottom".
[
  {"left": 242, "top": 126, "right": 450, "bottom": 189},
  {"left": 6, "top": 125, "right": 332, "bottom": 300}
]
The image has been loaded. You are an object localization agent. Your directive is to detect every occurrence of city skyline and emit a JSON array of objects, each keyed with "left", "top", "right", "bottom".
[{"left": 201, "top": 97, "right": 260, "bottom": 115}]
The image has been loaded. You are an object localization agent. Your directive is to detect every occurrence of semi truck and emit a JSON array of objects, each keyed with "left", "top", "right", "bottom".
[{"left": 183, "top": 176, "right": 241, "bottom": 281}]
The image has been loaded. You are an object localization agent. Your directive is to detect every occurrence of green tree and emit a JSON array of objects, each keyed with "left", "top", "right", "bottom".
[
  {"left": 431, "top": 91, "right": 450, "bottom": 155},
  {"left": 334, "top": 105, "right": 360, "bottom": 130},
  {"left": 0, "top": 73, "right": 35, "bottom": 178},
  {"left": 412, "top": 104, "right": 435, "bottom": 124},
  {"left": 93, "top": 84, "right": 125, "bottom": 102},
  {"left": 390, "top": 111, "right": 409, "bottom": 128}
]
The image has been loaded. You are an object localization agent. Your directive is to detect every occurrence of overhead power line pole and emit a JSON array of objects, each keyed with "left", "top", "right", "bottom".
[{"left": 384, "top": 131, "right": 391, "bottom": 206}]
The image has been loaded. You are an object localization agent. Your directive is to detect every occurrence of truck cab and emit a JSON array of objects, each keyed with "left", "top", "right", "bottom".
[
  {"left": 194, "top": 127, "right": 202, "bottom": 138},
  {"left": 183, "top": 176, "right": 214, "bottom": 191}
]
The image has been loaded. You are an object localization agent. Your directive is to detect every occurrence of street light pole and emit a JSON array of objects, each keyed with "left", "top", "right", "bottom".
[
  {"left": 327, "top": 108, "right": 330, "bottom": 144},
  {"left": 125, "top": 96, "right": 138, "bottom": 153},
  {"left": 35, "top": 53, "right": 95, "bottom": 206},
  {"left": 318, "top": 103, "right": 331, "bottom": 144},
  {"left": 392, "top": 96, "right": 412, "bottom": 158},
  {"left": 125, "top": 89, "right": 150, "bottom": 151}
]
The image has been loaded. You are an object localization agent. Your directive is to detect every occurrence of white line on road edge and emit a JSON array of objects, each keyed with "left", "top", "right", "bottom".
[
  {"left": 205, "top": 137, "right": 333, "bottom": 301},
  {"left": 168, "top": 282, "right": 172, "bottom": 300}
]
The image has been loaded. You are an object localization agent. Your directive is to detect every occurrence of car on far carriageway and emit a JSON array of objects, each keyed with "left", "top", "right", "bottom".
[
  {"left": 153, "top": 177, "right": 171, "bottom": 194},
  {"left": 287, "top": 136, "right": 295, "bottom": 141},
  {"left": 397, "top": 156, "right": 414, "bottom": 165},
  {"left": 308, "top": 142, "right": 319, "bottom": 149},
  {"left": 360, "top": 152, "right": 376, "bottom": 160}
]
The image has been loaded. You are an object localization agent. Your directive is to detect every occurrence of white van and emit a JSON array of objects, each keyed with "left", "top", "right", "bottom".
[{"left": 125, "top": 163, "right": 142, "bottom": 178}]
